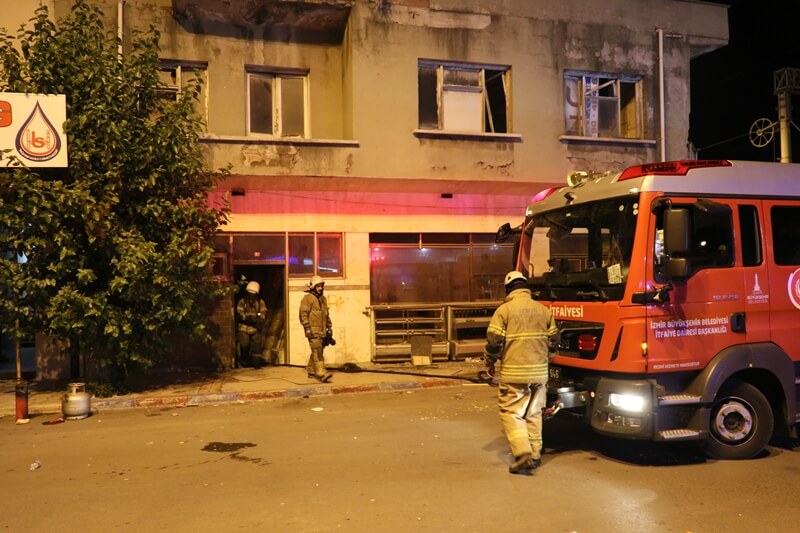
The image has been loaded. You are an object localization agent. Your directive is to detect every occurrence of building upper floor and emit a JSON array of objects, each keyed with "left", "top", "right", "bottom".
[{"left": 37, "top": 0, "right": 729, "bottom": 182}]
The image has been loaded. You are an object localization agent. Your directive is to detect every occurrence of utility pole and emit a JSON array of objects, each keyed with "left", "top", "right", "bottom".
[{"left": 773, "top": 67, "right": 800, "bottom": 163}]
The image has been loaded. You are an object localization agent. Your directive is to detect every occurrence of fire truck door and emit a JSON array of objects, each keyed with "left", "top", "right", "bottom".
[
  {"left": 762, "top": 200, "right": 800, "bottom": 361},
  {"left": 645, "top": 198, "right": 745, "bottom": 373},
  {"left": 738, "top": 203, "right": 770, "bottom": 343}
]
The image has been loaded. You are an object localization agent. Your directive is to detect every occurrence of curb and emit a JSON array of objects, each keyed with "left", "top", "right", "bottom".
[{"left": 13, "top": 378, "right": 465, "bottom": 417}]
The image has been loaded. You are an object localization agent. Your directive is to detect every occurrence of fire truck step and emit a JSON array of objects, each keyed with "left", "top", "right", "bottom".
[
  {"left": 659, "top": 429, "right": 701, "bottom": 440},
  {"left": 659, "top": 394, "right": 702, "bottom": 406}
]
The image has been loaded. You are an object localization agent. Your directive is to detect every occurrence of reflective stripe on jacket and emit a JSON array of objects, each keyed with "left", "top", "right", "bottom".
[{"left": 486, "top": 288, "right": 558, "bottom": 384}]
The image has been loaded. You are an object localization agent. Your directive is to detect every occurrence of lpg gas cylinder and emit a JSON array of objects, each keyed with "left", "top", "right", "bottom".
[{"left": 62, "top": 382, "right": 91, "bottom": 420}]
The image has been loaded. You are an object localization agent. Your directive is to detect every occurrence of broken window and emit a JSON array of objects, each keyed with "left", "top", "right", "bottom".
[
  {"left": 564, "top": 71, "right": 643, "bottom": 139},
  {"left": 157, "top": 60, "right": 208, "bottom": 126},
  {"left": 418, "top": 60, "right": 510, "bottom": 134},
  {"left": 246, "top": 66, "right": 308, "bottom": 138}
]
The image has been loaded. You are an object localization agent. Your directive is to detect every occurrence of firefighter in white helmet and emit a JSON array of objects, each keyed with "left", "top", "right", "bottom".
[
  {"left": 484, "top": 270, "right": 559, "bottom": 474},
  {"left": 236, "top": 280, "right": 268, "bottom": 368},
  {"left": 299, "top": 275, "right": 334, "bottom": 382}
]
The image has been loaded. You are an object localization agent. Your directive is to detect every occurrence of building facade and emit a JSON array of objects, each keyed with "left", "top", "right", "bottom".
[{"left": 2, "top": 0, "right": 729, "bottom": 376}]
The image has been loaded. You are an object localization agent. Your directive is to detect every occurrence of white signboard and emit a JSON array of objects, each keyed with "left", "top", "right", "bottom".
[{"left": 0, "top": 92, "right": 68, "bottom": 167}]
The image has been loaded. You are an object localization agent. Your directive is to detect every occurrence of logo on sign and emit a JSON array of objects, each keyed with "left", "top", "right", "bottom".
[
  {"left": 788, "top": 268, "right": 800, "bottom": 310},
  {"left": 15, "top": 101, "right": 61, "bottom": 162},
  {"left": 0, "top": 100, "right": 11, "bottom": 127}
]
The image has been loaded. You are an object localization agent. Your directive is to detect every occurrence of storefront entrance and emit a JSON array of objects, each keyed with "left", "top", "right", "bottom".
[{"left": 232, "top": 264, "right": 286, "bottom": 365}]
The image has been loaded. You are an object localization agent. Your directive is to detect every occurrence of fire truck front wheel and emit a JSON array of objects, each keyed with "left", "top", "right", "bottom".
[{"left": 705, "top": 381, "right": 773, "bottom": 460}]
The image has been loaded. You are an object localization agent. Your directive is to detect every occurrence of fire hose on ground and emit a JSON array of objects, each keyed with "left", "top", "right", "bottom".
[{"left": 274, "top": 363, "right": 565, "bottom": 417}]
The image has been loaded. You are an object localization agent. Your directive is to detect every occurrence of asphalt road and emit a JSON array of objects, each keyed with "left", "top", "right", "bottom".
[{"left": 1, "top": 386, "right": 798, "bottom": 532}]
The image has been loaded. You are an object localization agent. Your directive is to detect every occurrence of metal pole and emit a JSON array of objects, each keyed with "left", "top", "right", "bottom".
[
  {"left": 778, "top": 89, "right": 792, "bottom": 163},
  {"left": 15, "top": 319, "right": 21, "bottom": 381},
  {"left": 657, "top": 28, "right": 666, "bottom": 162},
  {"left": 15, "top": 319, "right": 29, "bottom": 422}
]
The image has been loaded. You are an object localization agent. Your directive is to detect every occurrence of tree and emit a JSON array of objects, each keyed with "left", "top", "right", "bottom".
[{"left": 0, "top": 0, "right": 229, "bottom": 385}]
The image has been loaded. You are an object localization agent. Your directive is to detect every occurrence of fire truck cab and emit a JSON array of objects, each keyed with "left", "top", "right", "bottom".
[{"left": 510, "top": 159, "right": 800, "bottom": 459}]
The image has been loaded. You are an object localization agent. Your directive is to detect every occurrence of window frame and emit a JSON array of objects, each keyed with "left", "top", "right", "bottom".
[
  {"left": 368, "top": 233, "right": 513, "bottom": 304},
  {"left": 157, "top": 59, "right": 209, "bottom": 124},
  {"left": 563, "top": 70, "right": 644, "bottom": 140},
  {"left": 417, "top": 59, "right": 512, "bottom": 135},
  {"left": 287, "top": 232, "right": 344, "bottom": 279},
  {"left": 245, "top": 65, "right": 310, "bottom": 139},
  {"left": 217, "top": 232, "right": 344, "bottom": 280}
]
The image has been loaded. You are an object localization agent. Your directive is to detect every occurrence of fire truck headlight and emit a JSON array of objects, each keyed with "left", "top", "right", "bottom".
[{"left": 608, "top": 393, "right": 646, "bottom": 413}]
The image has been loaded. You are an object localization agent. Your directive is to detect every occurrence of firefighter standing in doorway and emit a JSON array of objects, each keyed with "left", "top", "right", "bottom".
[
  {"left": 237, "top": 281, "right": 268, "bottom": 368},
  {"left": 299, "top": 275, "right": 334, "bottom": 383},
  {"left": 484, "top": 270, "right": 559, "bottom": 474}
]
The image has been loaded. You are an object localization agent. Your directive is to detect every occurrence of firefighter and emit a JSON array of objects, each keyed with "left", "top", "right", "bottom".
[
  {"left": 299, "top": 275, "right": 334, "bottom": 383},
  {"left": 484, "top": 270, "right": 559, "bottom": 474},
  {"left": 236, "top": 281, "right": 268, "bottom": 368}
]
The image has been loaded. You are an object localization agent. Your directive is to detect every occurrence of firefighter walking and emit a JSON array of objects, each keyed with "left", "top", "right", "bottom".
[
  {"left": 299, "top": 275, "right": 334, "bottom": 383},
  {"left": 236, "top": 281, "right": 268, "bottom": 368},
  {"left": 484, "top": 271, "right": 559, "bottom": 474}
]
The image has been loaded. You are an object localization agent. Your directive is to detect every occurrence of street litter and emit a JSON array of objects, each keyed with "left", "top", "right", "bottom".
[
  {"left": 43, "top": 417, "right": 65, "bottom": 426},
  {"left": 29, "top": 459, "right": 41, "bottom": 471},
  {"left": 310, "top": 407, "right": 324, "bottom": 412}
]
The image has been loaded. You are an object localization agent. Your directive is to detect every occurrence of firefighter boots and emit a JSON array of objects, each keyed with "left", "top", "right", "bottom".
[{"left": 509, "top": 453, "right": 537, "bottom": 475}]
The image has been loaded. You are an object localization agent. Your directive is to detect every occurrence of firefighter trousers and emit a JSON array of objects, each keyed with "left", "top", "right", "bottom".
[
  {"left": 305, "top": 336, "right": 329, "bottom": 379},
  {"left": 497, "top": 382, "right": 545, "bottom": 460}
]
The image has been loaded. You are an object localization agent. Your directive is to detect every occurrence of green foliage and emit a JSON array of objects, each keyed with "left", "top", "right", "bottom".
[{"left": 0, "top": 0, "right": 229, "bottom": 383}]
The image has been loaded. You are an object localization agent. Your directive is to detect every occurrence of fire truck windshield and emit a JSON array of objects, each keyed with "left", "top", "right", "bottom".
[{"left": 518, "top": 196, "right": 638, "bottom": 301}]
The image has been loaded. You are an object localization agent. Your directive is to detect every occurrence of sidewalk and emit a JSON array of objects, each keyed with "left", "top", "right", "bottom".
[{"left": 0, "top": 360, "right": 491, "bottom": 419}]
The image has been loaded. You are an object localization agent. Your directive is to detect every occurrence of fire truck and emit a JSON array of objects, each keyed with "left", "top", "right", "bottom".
[{"left": 502, "top": 159, "right": 800, "bottom": 459}]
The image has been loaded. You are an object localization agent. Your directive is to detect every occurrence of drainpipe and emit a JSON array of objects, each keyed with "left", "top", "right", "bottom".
[
  {"left": 657, "top": 28, "right": 666, "bottom": 162},
  {"left": 117, "top": 0, "right": 125, "bottom": 59}
]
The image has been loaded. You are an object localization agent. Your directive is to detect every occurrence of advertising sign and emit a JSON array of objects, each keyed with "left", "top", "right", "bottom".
[{"left": 0, "top": 92, "right": 68, "bottom": 167}]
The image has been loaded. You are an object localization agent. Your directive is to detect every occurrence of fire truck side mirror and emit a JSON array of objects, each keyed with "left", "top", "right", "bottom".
[
  {"left": 663, "top": 207, "right": 691, "bottom": 281},
  {"left": 664, "top": 208, "right": 690, "bottom": 254}
]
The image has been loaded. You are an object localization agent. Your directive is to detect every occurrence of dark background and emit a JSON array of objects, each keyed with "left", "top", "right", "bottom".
[{"left": 690, "top": 0, "right": 800, "bottom": 162}]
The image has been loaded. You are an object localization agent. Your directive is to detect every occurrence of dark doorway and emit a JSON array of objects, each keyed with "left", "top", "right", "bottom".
[{"left": 233, "top": 264, "right": 286, "bottom": 364}]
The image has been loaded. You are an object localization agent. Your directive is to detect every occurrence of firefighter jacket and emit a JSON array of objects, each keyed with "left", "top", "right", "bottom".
[
  {"left": 237, "top": 296, "right": 267, "bottom": 335},
  {"left": 299, "top": 290, "right": 332, "bottom": 338},
  {"left": 485, "top": 287, "right": 558, "bottom": 384}
]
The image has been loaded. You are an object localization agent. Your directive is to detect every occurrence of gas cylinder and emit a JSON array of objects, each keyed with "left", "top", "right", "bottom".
[{"left": 62, "top": 382, "right": 91, "bottom": 420}]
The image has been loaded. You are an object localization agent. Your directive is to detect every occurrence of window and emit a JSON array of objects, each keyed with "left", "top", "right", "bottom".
[
  {"left": 288, "top": 233, "right": 343, "bottom": 278},
  {"left": 564, "top": 71, "right": 643, "bottom": 139},
  {"left": 418, "top": 60, "right": 510, "bottom": 133},
  {"left": 519, "top": 198, "right": 638, "bottom": 302},
  {"left": 653, "top": 202, "right": 733, "bottom": 282},
  {"left": 369, "top": 233, "right": 512, "bottom": 304},
  {"left": 246, "top": 66, "right": 308, "bottom": 138},
  {"left": 221, "top": 232, "right": 343, "bottom": 278},
  {"left": 233, "top": 235, "right": 286, "bottom": 262},
  {"left": 772, "top": 206, "right": 800, "bottom": 265},
  {"left": 739, "top": 205, "right": 762, "bottom": 267},
  {"left": 157, "top": 60, "right": 208, "bottom": 123}
]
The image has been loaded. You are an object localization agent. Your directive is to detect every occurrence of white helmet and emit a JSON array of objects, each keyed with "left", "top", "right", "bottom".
[
  {"left": 246, "top": 281, "right": 260, "bottom": 294},
  {"left": 504, "top": 271, "right": 526, "bottom": 286},
  {"left": 308, "top": 275, "right": 324, "bottom": 289}
]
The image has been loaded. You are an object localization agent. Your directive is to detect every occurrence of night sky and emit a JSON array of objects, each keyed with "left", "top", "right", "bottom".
[{"left": 690, "top": 0, "right": 800, "bottom": 162}]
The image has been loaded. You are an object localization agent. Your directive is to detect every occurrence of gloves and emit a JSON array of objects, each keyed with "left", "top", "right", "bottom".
[
  {"left": 484, "top": 342, "right": 502, "bottom": 378},
  {"left": 304, "top": 328, "right": 313, "bottom": 339},
  {"left": 323, "top": 331, "right": 336, "bottom": 347}
]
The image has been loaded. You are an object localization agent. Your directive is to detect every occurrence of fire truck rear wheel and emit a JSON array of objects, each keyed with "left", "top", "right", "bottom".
[{"left": 705, "top": 381, "right": 773, "bottom": 460}]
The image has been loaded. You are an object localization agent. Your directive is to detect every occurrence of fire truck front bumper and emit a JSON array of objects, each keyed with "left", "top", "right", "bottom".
[{"left": 589, "top": 377, "right": 655, "bottom": 438}]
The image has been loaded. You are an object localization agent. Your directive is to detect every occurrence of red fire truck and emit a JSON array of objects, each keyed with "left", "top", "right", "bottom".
[{"left": 504, "top": 159, "right": 800, "bottom": 459}]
